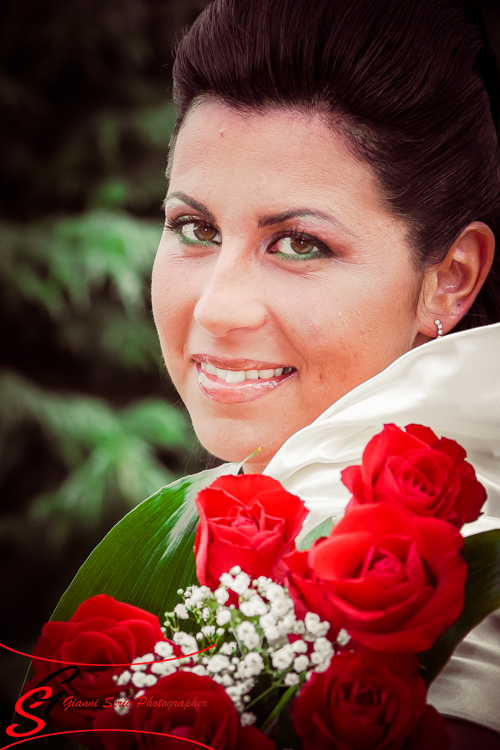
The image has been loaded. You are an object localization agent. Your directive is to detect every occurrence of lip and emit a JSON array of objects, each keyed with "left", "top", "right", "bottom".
[
  {"left": 194, "top": 362, "right": 296, "bottom": 404},
  {"left": 192, "top": 354, "right": 291, "bottom": 371}
]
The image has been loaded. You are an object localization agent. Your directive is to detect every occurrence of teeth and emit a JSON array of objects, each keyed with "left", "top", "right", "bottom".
[
  {"left": 226, "top": 370, "right": 246, "bottom": 383},
  {"left": 199, "top": 363, "right": 293, "bottom": 382}
]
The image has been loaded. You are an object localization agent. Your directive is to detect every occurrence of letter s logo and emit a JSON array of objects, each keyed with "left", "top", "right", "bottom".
[{"left": 5, "top": 686, "right": 52, "bottom": 737}]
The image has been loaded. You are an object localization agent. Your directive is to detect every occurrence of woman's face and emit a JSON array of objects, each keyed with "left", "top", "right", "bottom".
[{"left": 153, "top": 100, "right": 427, "bottom": 471}]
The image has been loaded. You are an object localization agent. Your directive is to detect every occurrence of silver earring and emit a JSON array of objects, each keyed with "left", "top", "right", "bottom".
[{"left": 435, "top": 319, "right": 443, "bottom": 337}]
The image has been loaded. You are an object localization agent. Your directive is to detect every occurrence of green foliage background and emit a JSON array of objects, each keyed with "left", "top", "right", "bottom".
[{"left": 0, "top": 0, "right": 210, "bottom": 724}]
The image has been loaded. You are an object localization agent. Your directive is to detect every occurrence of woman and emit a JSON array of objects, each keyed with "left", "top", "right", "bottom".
[{"left": 152, "top": 0, "right": 500, "bottom": 745}]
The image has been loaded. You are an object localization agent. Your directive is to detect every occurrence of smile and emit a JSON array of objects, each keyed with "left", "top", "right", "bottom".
[{"left": 194, "top": 360, "right": 296, "bottom": 404}]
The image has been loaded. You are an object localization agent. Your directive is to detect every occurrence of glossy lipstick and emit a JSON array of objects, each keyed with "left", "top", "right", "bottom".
[{"left": 193, "top": 357, "right": 296, "bottom": 404}]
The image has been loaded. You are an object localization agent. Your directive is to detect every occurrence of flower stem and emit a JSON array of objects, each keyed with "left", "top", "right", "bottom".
[
  {"left": 244, "top": 684, "right": 277, "bottom": 711},
  {"left": 260, "top": 686, "right": 297, "bottom": 732}
]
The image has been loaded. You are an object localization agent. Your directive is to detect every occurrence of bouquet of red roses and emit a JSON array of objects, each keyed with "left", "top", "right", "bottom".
[{"left": 12, "top": 424, "right": 499, "bottom": 750}]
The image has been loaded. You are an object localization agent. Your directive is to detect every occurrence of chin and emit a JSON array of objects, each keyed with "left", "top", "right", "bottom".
[{"left": 191, "top": 416, "right": 283, "bottom": 469}]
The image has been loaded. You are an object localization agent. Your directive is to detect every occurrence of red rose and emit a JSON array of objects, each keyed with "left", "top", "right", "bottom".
[
  {"left": 194, "top": 474, "right": 307, "bottom": 589},
  {"left": 285, "top": 503, "right": 466, "bottom": 653},
  {"left": 93, "top": 671, "right": 275, "bottom": 750},
  {"left": 25, "top": 595, "right": 169, "bottom": 747},
  {"left": 291, "top": 649, "right": 450, "bottom": 750},
  {"left": 342, "top": 424, "right": 486, "bottom": 529}
]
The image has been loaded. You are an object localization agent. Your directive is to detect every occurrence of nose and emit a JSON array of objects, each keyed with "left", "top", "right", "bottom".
[{"left": 193, "top": 249, "right": 268, "bottom": 337}]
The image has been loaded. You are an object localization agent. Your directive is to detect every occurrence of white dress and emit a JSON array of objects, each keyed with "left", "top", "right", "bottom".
[{"left": 263, "top": 322, "right": 500, "bottom": 733}]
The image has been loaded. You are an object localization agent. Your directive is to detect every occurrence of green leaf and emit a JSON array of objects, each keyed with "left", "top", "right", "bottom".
[
  {"left": 419, "top": 529, "right": 500, "bottom": 684},
  {"left": 296, "top": 517, "right": 334, "bottom": 551},
  {"left": 51, "top": 462, "right": 239, "bottom": 622}
]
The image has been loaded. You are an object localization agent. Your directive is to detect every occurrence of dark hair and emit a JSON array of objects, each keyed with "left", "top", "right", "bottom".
[{"left": 171, "top": 0, "right": 500, "bottom": 331}]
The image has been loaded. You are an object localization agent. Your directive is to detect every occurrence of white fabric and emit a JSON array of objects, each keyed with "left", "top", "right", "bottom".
[{"left": 263, "top": 321, "right": 500, "bottom": 732}]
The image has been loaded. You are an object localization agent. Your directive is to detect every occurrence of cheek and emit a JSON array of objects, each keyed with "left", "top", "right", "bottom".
[{"left": 151, "top": 246, "right": 194, "bottom": 364}]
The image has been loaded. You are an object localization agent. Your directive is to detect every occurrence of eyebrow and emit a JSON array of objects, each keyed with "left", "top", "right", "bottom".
[
  {"left": 164, "top": 191, "right": 354, "bottom": 236},
  {"left": 163, "top": 192, "right": 218, "bottom": 225},
  {"left": 257, "top": 209, "right": 353, "bottom": 235}
]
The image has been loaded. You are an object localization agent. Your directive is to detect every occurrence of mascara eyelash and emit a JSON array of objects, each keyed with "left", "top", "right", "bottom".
[
  {"left": 271, "top": 228, "right": 333, "bottom": 257},
  {"left": 164, "top": 215, "right": 200, "bottom": 232}
]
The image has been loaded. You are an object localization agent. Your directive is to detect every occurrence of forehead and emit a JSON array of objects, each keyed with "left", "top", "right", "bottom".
[{"left": 169, "top": 99, "right": 404, "bottom": 241}]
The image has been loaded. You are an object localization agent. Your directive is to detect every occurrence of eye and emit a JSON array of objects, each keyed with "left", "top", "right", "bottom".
[
  {"left": 165, "top": 216, "right": 222, "bottom": 245},
  {"left": 271, "top": 232, "right": 331, "bottom": 259},
  {"left": 180, "top": 222, "right": 221, "bottom": 243}
]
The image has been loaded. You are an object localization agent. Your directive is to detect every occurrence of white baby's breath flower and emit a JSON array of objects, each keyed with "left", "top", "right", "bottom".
[
  {"left": 240, "top": 652, "right": 265, "bottom": 677},
  {"left": 240, "top": 594, "right": 269, "bottom": 617},
  {"left": 293, "top": 655, "right": 309, "bottom": 673},
  {"left": 236, "top": 621, "right": 260, "bottom": 650},
  {"left": 191, "top": 664, "right": 208, "bottom": 677},
  {"left": 154, "top": 641, "right": 174, "bottom": 658},
  {"left": 310, "top": 651, "right": 325, "bottom": 665},
  {"left": 337, "top": 628, "right": 351, "bottom": 646},
  {"left": 150, "top": 661, "right": 177, "bottom": 677},
  {"left": 206, "top": 654, "right": 231, "bottom": 674},
  {"left": 220, "top": 642, "right": 236, "bottom": 655},
  {"left": 214, "top": 587, "right": 230, "bottom": 605},
  {"left": 277, "top": 619, "right": 294, "bottom": 637},
  {"left": 314, "top": 637, "right": 334, "bottom": 657},
  {"left": 259, "top": 612, "right": 277, "bottom": 629},
  {"left": 263, "top": 626, "right": 282, "bottom": 644},
  {"left": 292, "top": 620, "right": 306, "bottom": 635},
  {"left": 240, "top": 712, "right": 257, "bottom": 726},
  {"left": 231, "top": 572, "right": 251, "bottom": 595},
  {"left": 271, "top": 645, "right": 294, "bottom": 670},
  {"left": 266, "top": 583, "right": 286, "bottom": 601},
  {"left": 255, "top": 576, "right": 273, "bottom": 594},
  {"left": 230, "top": 565, "right": 242, "bottom": 575},
  {"left": 201, "top": 625, "right": 216, "bottom": 637},
  {"left": 217, "top": 627, "right": 225, "bottom": 636},
  {"left": 236, "top": 621, "right": 257, "bottom": 638},
  {"left": 131, "top": 672, "right": 158, "bottom": 689},
  {"left": 202, "top": 607, "right": 210, "bottom": 621},
  {"left": 271, "top": 598, "right": 293, "bottom": 617},
  {"left": 115, "top": 670, "right": 131, "bottom": 686},
  {"left": 184, "top": 586, "right": 211, "bottom": 609},
  {"left": 173, "top": 632, "right": 198, "bottom": 654},
  {"left": 130, "top": 654, "right": 153, "bottom": 671},
  {"left": 304, "top": 612, "right": 322, "bottom": 633},
  {"left": 196, "top": 632, "right": 204, "bottom": 641},
  {"left": 220, "top": 573, "right": 233, "bottom": 587},
  {"left": 313, "top": 659, "right": 331, "bottom": 673},
  {"left": 113, "top": 692, "right": 131, "bottom": 716},
  {"left": 220, "top": 673, "right": 234, "bottom": 687},
  {"left": 303, "top": 613, "right": 330, "bottom": 638},
  {"left": 284, "top": 672, "right": 300, "bottom": 686},
  {"left": 291, "top": 640, "right": 308, "bottom": 654},
  {"left": 227, "top": 685, "right": 245, "bottom": 701},
  {"left": 216, "top": 607, "right": 232, "bottom": 626},
  {"left": 173, "top": 603, "right": 189, "bottom": 620},
  {"left": 282, "top": 612, "right": 297, "bottom": 630}
]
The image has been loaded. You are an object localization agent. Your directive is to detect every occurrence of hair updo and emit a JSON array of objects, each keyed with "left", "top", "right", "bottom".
[{"left": 170, "top": 0, "right": 500, "bottom": 331}]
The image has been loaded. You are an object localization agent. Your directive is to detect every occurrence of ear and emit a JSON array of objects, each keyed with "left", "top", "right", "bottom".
[{"left": 417, "top": 221, "right": 495, "bottom": 338}]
